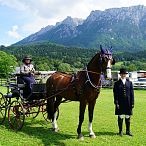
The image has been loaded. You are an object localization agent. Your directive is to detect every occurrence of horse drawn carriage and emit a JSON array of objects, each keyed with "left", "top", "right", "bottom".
[
  {"left": 0, "top": 46, "right": 115, "bottom": 140},
  {"left": 0, "top": 73, "right": 59, "bottom": 130}
]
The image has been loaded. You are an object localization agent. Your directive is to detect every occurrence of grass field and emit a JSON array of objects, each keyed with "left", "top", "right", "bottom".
[{"left": 0, "top": 87, "right": 146, "bottom": 146}]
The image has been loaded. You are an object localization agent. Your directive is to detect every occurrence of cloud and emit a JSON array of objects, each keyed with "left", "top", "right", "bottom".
[
  {"left": 1, "top": 1, "right": 146, "bottom": 17},
  {"left": 7, "top": 25, "right": 22, "bottom": 39},
  {"left": 0, "top": 0, "right": 28, "bottom": 11},
  {"left": 21, "top": 17, "right": 54, "bottom": 34},
  {"left": 1, "top": 0, "right": 146, "bottom": 21}
]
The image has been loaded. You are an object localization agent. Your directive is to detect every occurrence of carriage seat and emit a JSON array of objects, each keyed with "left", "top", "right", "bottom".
[
  {"left": 17, "top": 76, "right": 26, "bottom": 88},
  {"left": 4, "top": 93, "right": 13, "bottom": 99},
  {"left": 32, "top": 83, "right": 46, "bottom": 93}
]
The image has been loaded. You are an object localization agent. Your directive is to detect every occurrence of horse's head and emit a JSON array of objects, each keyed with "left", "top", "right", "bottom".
[{"left": 99, "top": 45, "right": 115, "bottom": 79}]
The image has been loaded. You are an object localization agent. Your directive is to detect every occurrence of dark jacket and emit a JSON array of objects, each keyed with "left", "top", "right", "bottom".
[{"left": 113, "top": 79, "right": 134, "bottom": 115}]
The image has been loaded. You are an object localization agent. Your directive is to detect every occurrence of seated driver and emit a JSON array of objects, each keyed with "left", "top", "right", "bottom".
[{"left": 20, "top": 56, "right": 36, "bottom": 97}]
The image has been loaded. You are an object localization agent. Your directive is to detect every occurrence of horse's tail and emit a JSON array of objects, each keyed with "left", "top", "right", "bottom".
[
  {"left": 47, "top": 98, "right": 55, "bottom": 120},
  {"left": 46, "top": 75, "right": 55, "bottom": 120}
]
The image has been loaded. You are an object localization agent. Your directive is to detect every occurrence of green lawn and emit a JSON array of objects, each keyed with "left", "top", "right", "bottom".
[{"left": 0, "top": 88, "right": 146, "bottom": 146}]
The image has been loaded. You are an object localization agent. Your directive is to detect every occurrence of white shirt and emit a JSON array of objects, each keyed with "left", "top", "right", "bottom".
[
  {"left": 20, "top": 63, "right": 35, "bottom": 74},
  {"left": 121, "top": 78, "right": 126, "bottom": 85}
]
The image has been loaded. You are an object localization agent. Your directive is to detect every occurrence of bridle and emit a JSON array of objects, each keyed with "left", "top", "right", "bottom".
[
  {"left": 100, "top": 52, "right": 113, "bottom": 71},
  {"left": 84, "top": 51, "right": 113, "bottom": 90}
]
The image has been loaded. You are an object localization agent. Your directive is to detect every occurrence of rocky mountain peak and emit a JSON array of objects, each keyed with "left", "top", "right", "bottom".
[
  {"left": 15, "top": 5, "right": 146, "bottom": 52},
  {"left": 85, "top": 5, "right": 146, "bottom": 25},
  {"left": 85, "top": 10, "right": 102, "bottom": 22},
  {"left": 56, "top": 16, "right": 84, "bottom": 27},
  {"left": 37, "top": 25, "right": 54, "bottom": 35}
]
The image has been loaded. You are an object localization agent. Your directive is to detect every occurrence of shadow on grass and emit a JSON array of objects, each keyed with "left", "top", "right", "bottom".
[
  {"left": 1, "top": 117, "right": 117, "bottom": 145},
  {"left": 82, "top": 131, "right": 117, "bottom": 137},
  {"left": 23, "top": 123, "right": 75, "bottom": 146},
  {"left": 95, "top": 131, "right": 117, "bottom": 136},
  {"left": 1, "top": 117, "right": 76, "bottom": 146}
]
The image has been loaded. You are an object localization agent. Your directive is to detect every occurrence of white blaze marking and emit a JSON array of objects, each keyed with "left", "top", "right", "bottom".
[{"left": 106, "top": 60, "right": 112, "bottom": 79}]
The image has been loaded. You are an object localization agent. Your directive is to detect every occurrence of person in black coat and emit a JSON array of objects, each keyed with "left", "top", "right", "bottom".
[{"left": 113, "top": 68, "right": 134, "bottom": 136}]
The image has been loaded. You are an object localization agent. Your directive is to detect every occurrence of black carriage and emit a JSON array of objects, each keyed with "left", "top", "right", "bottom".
[{"left": 0, "top": 73, "right": 59, "bottom": 130}]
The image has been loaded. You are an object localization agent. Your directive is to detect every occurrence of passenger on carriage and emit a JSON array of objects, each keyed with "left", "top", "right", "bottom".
[{"left": 20, "top": 56, "right": 36, "bottom": 97}]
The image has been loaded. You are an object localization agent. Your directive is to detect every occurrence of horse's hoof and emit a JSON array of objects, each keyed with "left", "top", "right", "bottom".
[
  {"left": 53, "top": 128, "right": 59, "bottom": 132},
  {"left": 77, "top": 134, "right": 84, "bottom": 140},
  {"left": 89, "top": 134, "right": 96, "bottom": 139}
]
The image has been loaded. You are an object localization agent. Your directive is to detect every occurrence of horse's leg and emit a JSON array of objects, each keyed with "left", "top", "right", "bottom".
[
  {"left": 52, "top": 96, "right": 62, "bottom": 132},
  {"left": 77, "top": 101, "right": 86, "bottom": 140},
  {"left": 88, "top": 100, "right": 96, "bottom": 138}
]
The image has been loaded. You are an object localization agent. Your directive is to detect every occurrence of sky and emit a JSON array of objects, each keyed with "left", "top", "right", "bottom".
[{"left": 0, "top": 0, "right": 146, "bottom": 46}]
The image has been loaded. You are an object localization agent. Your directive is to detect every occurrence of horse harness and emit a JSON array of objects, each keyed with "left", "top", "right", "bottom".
[{"left": 69, "top": 68, "right": 102, "bottom": 101}]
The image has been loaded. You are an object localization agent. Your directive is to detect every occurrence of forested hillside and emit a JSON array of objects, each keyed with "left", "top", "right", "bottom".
[
  {"left": 0, "top": 42, "right": 146, "bottom": 72},
  {"left": 0, "top": 43, "right": 96, "bottom": 71}
]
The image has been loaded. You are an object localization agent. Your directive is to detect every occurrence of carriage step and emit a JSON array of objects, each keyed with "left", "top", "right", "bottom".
[
  {"left": 4, "top": 94, "right": 13, "bottom": 98},
  {"left": 32, "top": 92, "right": 46, "bottom": 94}
]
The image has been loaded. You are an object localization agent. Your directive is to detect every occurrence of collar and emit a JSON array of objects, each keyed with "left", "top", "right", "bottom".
[{"left": 121, "top": 78, "right": 126, "bottom": 85}]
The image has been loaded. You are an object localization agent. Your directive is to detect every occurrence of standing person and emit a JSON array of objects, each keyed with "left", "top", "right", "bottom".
[
  {"left": 113, "top": 68, "right": 134, "bottom": 136},
  {"left": 20, "top": 56, "right": 36, "bottom": 97}
]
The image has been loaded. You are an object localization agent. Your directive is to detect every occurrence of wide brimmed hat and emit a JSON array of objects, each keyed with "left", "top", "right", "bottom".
[
  {"left": 119, "top": 68, "right": 128, "bottom": 74},
  {"left": 22, "top": 56, "right": 32, "bottom": 62}
]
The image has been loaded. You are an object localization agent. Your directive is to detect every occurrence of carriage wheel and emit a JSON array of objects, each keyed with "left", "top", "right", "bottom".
[
  {"left": 24, "top": 103, "right": 40, "bottom": 119},
  {"left": 42, "top": 104, "right": 59, "bottom": 122},
  {"left": 0, "top": 92, "right": 7, "bottom": 124},
  {"left": 4, "top": 94, "right": 11, "bottom": 107},
  {"left": 8, "top": 100, "right": 25, "bottom": 130}
]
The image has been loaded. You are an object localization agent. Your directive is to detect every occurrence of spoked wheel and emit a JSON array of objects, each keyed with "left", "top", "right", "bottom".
[
  {"left": 4, "top": 94, "right": 11, "bottom": 107},
  {"left": 42, "top": 103, "right": 59, "bottom": 122},
  {"left": 0, "top": 92, "right": 7, "bottom": 124},
  {"left": 8, "top": 100, "right": 25, "bottom": 130},
  {"left": 24, "top": 102, "right": 40, "bottom": 119},
  {"left": 25, "top": 106, "right": 40, "bottom": 118}
]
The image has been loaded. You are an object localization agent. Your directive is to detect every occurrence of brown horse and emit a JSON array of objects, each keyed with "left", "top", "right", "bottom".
[{"left": 46, "top": 45, "right": 115, "bottom": 140}]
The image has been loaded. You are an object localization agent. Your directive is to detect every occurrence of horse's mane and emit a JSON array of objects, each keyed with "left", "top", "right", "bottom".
[
  {"left": 54, "top": 52, "right": 101, "bottom": 78},
  {"left": 87, "top": 52, "right": 100, "bottom": 67}
]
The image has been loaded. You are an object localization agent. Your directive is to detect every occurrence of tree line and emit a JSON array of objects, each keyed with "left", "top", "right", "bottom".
[{"left": 0, "top": 42, "right": 146, "bottom": 76}]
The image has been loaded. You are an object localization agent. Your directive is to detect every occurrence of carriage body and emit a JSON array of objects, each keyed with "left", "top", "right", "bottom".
[{"left": 0, "top": 73, "right": 59, "bottom": 130}]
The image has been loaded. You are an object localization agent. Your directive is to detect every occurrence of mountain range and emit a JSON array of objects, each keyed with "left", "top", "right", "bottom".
[{"left": 15, "top": 5, "right": 146, "bottom": 52}]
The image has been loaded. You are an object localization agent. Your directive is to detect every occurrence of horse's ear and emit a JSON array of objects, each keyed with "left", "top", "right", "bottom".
[
  {"left": 100, "top": 45, "right": 104, "bottom": 54},
  {"left": 110, "top": 46, "right": 112, "bottom": 53}
]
